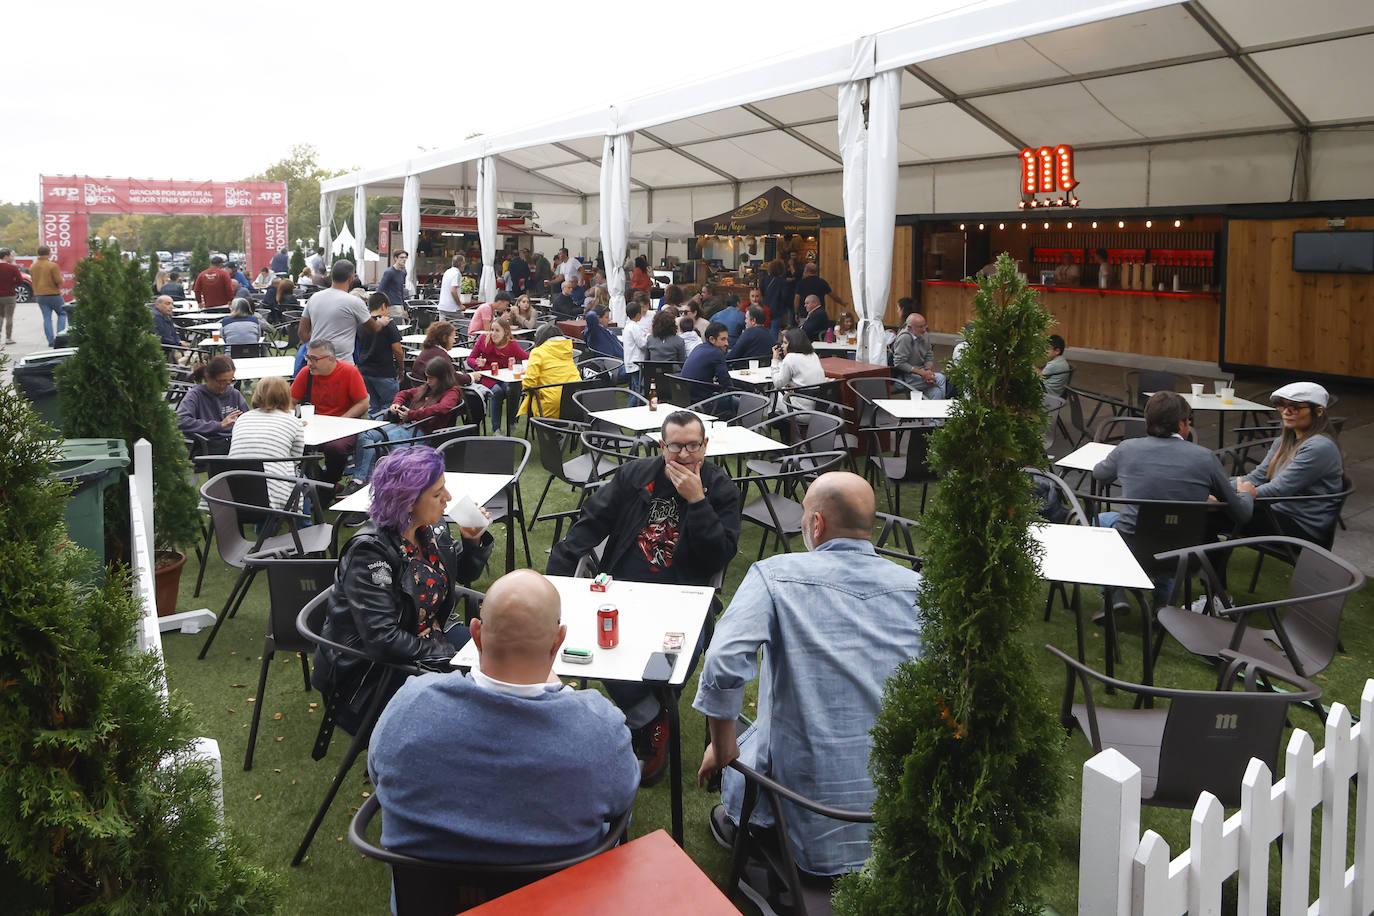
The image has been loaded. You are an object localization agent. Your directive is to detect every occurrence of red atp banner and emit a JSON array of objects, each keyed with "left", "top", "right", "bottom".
[{"left": 39, "top": 175, "right": 288, "bottom": 300}]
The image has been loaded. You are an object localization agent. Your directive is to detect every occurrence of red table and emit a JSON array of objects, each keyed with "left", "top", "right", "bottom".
[
  {"left": 820, "top": 356, "right": 889, "bottom": 448},
  {"left": 466, "top": 830, "right": 738, "bottom": 915}
]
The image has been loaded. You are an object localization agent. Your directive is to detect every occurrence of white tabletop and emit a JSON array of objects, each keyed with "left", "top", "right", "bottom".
[
  {"left": 330, "top": 471, "right": 514, "bottom": 518},
  {"left": 401, "top": 333, "right": 426, "bottom": 345},
  {"left": 187, "top": 320, "right": 230, "bottom": 332},
  {"left": 1054, "top": 441, "right": 1116, "bottom": 472},
  {"left": 479, "top": 367, "right": 523, "bottom": 384},
  {"left": 300, "top": 414, "right": 387, "bottom": 447},
  {"left": 230, "top": 356, "right": 297, "bottom": 380},
  {"left": 647, "top": 422, "right": 787, "bottom": 458},
  {"left": 874, "top": 397, "right": 953, "bottom": 420},
  {"left": 728, "top": 368, "right": 774, "bottom": 388},
  {"left": 587, "top": 403, "right": 716, "bottom": 432},
  {"left": 451, "top": 576, "right": 714, "bottom": 686},
  {"left": 812, "top": 340, "right": 857, "bottom": 352},
  {"left": 1178, "top": 391, "right": 1270, "bottom": 413},
  {"left": 199, "top": 337, "right": 266, "bottom": 349},
  {"left": 1030, "top": 523, "right": 1153, "bottom": 589},
  {"left": 447, "top": 346, "right": 473, "bottom": 360}
]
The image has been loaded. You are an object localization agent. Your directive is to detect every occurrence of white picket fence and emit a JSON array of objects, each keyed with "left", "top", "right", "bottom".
[
  {"left": 128, "top": 439, "right": 223, "bottom": 817},
  {"left": 1079, "top": 682, "right": 1374, "bottom": 915}
]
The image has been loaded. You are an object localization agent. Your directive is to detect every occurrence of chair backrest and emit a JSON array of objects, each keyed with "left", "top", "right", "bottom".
[
  {"left": 1152, "top": 688, "right": 1298, "bottom": 808},
  {"left": 250, "top": 557, "right": 338, "bottom": 651},
  {"left": 229, "top": 342, "right": 267, "bottom": 360},
  {"left": 409, "top": 304, "right": 437, "bottom": 332},
  {"left": 579, "top": 430, "right": 644, "bottom": 479},
  {"left": 637, "top": 359, "right": 681, "bottom": 393},
  {"left": 783, "top": 410, "right": 844, "bottom": 454},
  {"left": 347, "top": 793, "right": 633, "bottom": 916},
  {"left": 1094, "top": 415, "right": 1146, "bottom": 444},
  {"left": 1024, "top": 467, "right": 1088, "bottom": 526},
  {"left": 898, "top": 425, "right": 938, "bottom": 484},
  {"left": 660, "top": 373, "right": 697, "bottom": 406},
  {"left": 1124, "top": 369, "right": 1192, "bottom": 409},
  {"left": 873, "top": 512, "right": 923, "bottom": 570},
  {"left": 1280, "top": 541, "right": 1364, "bottom": 676},
  {"left": 847, "top": 377, "right": 915, "bottom": 427},
  {"left": 437, "top": 436, "right": 530, "bottom": 482},
  {"left": 1125, "top": 499, "right": 1212, "bottom": 575},
  {"left": 201, "top": 467, "right": 281, "bottom": 548},
  {"left": 572, "top": 386, "right": 646, "bottom": 416},
  {"left": 529, "top": 417, "right": 587, "bottom": 480}
]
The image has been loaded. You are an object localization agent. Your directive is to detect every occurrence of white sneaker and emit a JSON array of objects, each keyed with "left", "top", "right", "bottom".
[{"left": 1189, "top": 595, "right": 1226, "bottom": 614}]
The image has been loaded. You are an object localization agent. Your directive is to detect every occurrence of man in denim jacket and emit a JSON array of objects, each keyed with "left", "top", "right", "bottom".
[{"left": 694, "top": 471, "right": 923, "bottom": 883}]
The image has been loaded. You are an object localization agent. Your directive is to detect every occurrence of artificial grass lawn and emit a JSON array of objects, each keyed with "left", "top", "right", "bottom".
[{"left": 159, "top": 457, "right": 1373, "bottom": 915}]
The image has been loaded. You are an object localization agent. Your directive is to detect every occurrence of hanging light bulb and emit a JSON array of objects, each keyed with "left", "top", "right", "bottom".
[
  {"left": 1066, "top": 221, "right": 1073, "bottom": 229},
  {"left": 959, "top": 223, "right": 965, "bottom": 231},
  {"left": 1174, "top": 219, "right": 1182, "bottom": 228},
  {"left": 1043, "top": 222, "right": 1050, "bottom": 229},
  {"left": 998, "top": 223, "right": 1005, "bottom": 230},
  {"left": 1118, "top": 220, "right": 1125, "bottom": 229},
  {"left": 1091, "top": 221, "right": 1098, "bottom": 229},
  {"left": 977, "top": 223, "right": 985, "bottom": 231},
  {"left": 1020, "top": 222, "right": 1027, "bottom": 230},
  {"left": 1145, "top": 220, "right": 1153, "bottom": 228}
]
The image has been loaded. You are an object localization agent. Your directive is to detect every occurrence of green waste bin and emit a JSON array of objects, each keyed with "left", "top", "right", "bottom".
[
  {"left": 51, "top": 438, "right": 130, "bottom": 572},
  {"left": 15, "top": 348, "right": 78, "bottom": 432}
]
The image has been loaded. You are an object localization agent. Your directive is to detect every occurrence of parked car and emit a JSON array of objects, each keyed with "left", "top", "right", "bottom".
[{"left": 11, "top": 256, "right": 36, "bottom": 302}]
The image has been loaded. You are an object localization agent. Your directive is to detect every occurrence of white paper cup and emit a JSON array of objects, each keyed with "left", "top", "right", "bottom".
[
  {"left": 748, "top": 360, "right": 759, "bottom": 371},
  {"left": 298, "top": 404, "right": 314, "bottom": 421},
  {"left": 1220, "top": 387, "right": 1235, "bottom": 405},
  {"left": 1190, "top": 384, "right": 1204, "bottom": 397},
  {"left": 449, "top": 493, "right": 489, "bottom": 530}
]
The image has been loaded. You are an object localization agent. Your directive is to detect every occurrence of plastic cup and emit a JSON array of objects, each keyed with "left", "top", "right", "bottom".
[
  {"left": 211, "top": 331, "right": 220, "bottom": 343},
  {"left": 1220, "top": 387, "right": 1235, "bottom": 405},
  {"left": 449, "top": 493, "right": 489, "bottom": 530},
  {"left": 298, "top": 404, "right": 314, "bottom": 421},
  {"left": 748, "top": 360, "right": 759, "bottom": 371},
  {"left": 1190, "top": 384, "right": 1204, "bottom": 397}
]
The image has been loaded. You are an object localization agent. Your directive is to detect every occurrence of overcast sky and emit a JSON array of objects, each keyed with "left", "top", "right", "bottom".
[{"left": 3, "top": 0, "right": 963, "bottom": 204}]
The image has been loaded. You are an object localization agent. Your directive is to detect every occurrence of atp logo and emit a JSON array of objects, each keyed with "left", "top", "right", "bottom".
[
  {"left": 49, "top": 186, "right": 80, "bottom": 201},
  {"left": 257, "top": 191, "right": 284, "bottom": 204}
]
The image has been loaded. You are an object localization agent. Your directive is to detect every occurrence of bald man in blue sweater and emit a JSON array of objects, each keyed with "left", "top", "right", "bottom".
[{"left": 369, "top": 570, "right": 639, "bottom": 866}]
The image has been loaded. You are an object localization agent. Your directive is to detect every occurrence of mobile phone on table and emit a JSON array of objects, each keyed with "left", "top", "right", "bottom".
[{"left": 642, "top": 651, "right": 675, "bottom": 682}]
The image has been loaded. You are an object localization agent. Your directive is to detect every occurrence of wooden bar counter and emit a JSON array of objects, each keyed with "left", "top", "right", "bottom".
[{"left": 921, "top": 280, "right": 1220, "bottom": 362}]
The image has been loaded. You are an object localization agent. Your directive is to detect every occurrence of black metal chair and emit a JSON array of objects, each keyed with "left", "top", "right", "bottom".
[
  {"left": 1026, "top": 467, "right": 1090, "bottom": 626},
  {"left": 1123, "top": 369, "right": 1194, "bottom": 412},
  {"left": 1048, "top": 643, "right": 1320, "bottom": 808},
  {"left": 356, "top": 423, "right": 478, "bottom": 468},
  {"left": 347, "top": 793, "right": 633, "bottom": 915},
  {"left": 527, "top": 417, "right": 596, "bottom": 522},
  {"left": 572, "top": 386, "right": 648, "bottom": 431},
  {"left": 436, "top": 436, "right": 532, "bottom": 570},
  {"left": 689, "top": 390, "right": 770, "bottom": 428},
  {"left": 1153, "top": 536, "right": 1365, "bottom": 717},
  {"left": 723, "top": 760, "right": 874, "bottom": 916},
  {"left": 1063, "top": 387, "right": 1134, "bottom": 445},
  {"left": 637, "top": 359, "right": 681, "bottom": 396},
  {"left": 661, "top": 372, "right": 713, "bottom": 406},
  {"left": 846, "top": 377, "right": 919, "bottom": 429},
  {"left": 1243, "top": 479, "right": 1354, "bottom": 591},
  {"left": 734, "top": 451, "right": 848, "bottom": 558},
  {"left": 861, "top": 423, "right": 938, "bottom": 516},
  {"left": 241, "top": 557, "right": 337, "bottom": 771},
  {"left": 196, "top": 470, "right": 334, "bottom": 659},
  {"left": 872, "top": 512, "right": 923, "bottom": 571},
  {"left": 1093, "top": 415, "right": 1147, "bottom": 444}
]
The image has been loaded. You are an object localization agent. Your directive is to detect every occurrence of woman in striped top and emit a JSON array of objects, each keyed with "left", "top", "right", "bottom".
[{"left": 229, "top": 376, "right": 305, "bottom": 509}]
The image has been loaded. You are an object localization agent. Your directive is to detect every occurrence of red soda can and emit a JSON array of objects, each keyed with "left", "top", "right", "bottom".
[{"left": 597, "top": 603, "right": 619, "bottom": 649}]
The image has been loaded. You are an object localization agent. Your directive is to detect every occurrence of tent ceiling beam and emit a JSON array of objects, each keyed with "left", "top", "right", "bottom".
[
  {"left": 492, "top": 154, "right": 585, "bottom": 197},
  {"left": 903, "top": 64, "right": 1027, "bottom": 151},
  {"left": 636, "top": 128, "right": 740, "bottom": 185},
  {"left": 548, "top": 141, "right": 652, "bottom": 192},
  {"left": 1182, "top": 1, "right": 1310, "bottom": 130},
  {"left": 740, "top": 103, "right": 843, "bottom": 164}
]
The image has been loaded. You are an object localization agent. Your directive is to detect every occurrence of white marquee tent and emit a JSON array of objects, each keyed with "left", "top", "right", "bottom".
[{"left": 324, "top": 0, "right": 1374, "bottom": 357}]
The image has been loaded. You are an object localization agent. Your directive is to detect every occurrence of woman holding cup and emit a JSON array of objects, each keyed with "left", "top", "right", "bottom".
[
  {"left": 466, "top": 317, "right": 527, "bottom": 435},
  {"left": 771, "top": 329, "right": 827, "bottom": 411}
]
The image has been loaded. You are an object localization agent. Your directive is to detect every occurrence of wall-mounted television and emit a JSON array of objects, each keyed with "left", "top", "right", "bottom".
[{"left": 1292, "top": 230, "right": 1374, "bottom": 274}]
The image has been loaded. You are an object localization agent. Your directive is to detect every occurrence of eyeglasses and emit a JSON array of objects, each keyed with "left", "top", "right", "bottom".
[
  {"left": 1274, "top": 401, "right": 1310, "bottom": 412},
  {"left": 305, "top": 354, "right": 333, "bottom": 363},
  {"left": 663, "top": 441, "right": 704, "bottom": 455}
]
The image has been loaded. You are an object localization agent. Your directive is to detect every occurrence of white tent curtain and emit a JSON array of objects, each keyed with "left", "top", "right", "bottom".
[
  {"left": 599, "top": 131, "right": 633, "bottom": 326},
  {"left": 319, "top": 190, "right": 338, "bottom": 259},
  {"left": 476, "top": 156, "right": 497, "bottom": 304},
  {"left": 838, "top": 36, "right": 900, "bottom": 366},
  {"left": 402, "top": 174, "right": 420, "bottom": 298},
  {"left": 353, "top": 186, "right": 367, "bottom": 277}
]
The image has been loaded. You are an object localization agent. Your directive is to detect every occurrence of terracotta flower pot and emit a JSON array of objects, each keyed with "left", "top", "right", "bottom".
[{"left": 153, "top": 550, "right": 187, "bottom": 617}]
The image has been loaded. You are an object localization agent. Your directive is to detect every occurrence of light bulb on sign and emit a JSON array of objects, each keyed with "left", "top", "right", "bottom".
[
  {"left": 1118, "top": 221, "right": 1125, "bottom": 229},
  {"left": 1145, "top": 220, "right": 1152, "bottom": 228},
  {"left": 1066, "top": 222, "right": 1073, "bottom": 229},
  {"left": 1020, "top": 223, "right": 1027, "bottom": 230},
  {"left": 1091, "top": 221, "right": 1098, "bottom": 229},
  {"left": 978, "top": 223, "right": 985, "bottom": 230},
  {"left": 1174, "top": 219, "right": 1181, "bottom": 228},
  {"left": 959, "top": 223, "right": 965, "bottom": 231},
  {"left": 1043, "top": 222, "right": 1049, "bottom": 229},
  {"left": 998, "top": 223, "right": 1005, "bottom": 230}
]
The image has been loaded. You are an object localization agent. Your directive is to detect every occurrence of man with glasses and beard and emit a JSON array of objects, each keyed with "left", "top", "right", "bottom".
[{"left": 547, "top": 411, "right": 741, "bottom": 787}]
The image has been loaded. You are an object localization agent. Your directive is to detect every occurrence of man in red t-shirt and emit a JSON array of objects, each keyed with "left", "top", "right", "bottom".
[
  {"left": 290, "top": 338, "right": 370, "bottom": 484},
  {"left": 0, "top": 248, "right": 27, "bottom": 343},
  {"left": 192, "top": 255, "right": 238, "bottom": 308}
]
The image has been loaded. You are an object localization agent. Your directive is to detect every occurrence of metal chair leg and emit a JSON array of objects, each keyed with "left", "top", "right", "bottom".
[{"left": 244, "top": 638, "right": 274, "bottom": 770}]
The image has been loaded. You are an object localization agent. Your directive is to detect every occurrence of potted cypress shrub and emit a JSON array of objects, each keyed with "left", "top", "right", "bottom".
[
  {"left": 188, "top": 238, "right": 210, "bottom": 282},
  {"left": 834, "top": 253, "right": 1067, "bottom": 915},
  {"left": 460, "top": 275, "right": 477, "bottom": 304},
  {"left": 290, "top": 245, "right": 306, "bottom": 278},
  {"left": 55, "top": 239, "right": 203, "bottom": 614},
  {"left": 0, "top": 364, "right": 281, "bottom": 913}
]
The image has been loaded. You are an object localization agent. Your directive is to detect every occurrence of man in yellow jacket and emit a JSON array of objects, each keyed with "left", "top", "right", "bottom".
[{"left": 519, "top": 325, "right": 582, "bottom": 420}]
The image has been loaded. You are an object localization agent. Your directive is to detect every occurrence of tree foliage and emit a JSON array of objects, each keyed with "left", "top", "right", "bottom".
[
  {"left": 834, "top": 253, "right": 1066, "bottom": 915},
  {"left": 55, "top": 239, "right": 201, "bottom": 554},
  {"left": 189, "top": 239, "right": 210, "bottom": 281},
  {"left": 289, "top": 245, "right": 306, "bottom": 278},
  {"left": 250, "top": 143, "right": 346, "bottom": 246},
  {"left": 0, "top": 361, "right": 281, "bottom": 914},
  {"left": 1, "top": 201, "right": 41, "bottom": 253}
]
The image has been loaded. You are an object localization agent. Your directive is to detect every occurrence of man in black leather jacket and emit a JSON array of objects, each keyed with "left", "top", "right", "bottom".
[
  {"left": 546, "top": 410, "right": 740, "bottom": 784},
  {"left": 312, "top": 520, "right": 494, "bottom": 734}
]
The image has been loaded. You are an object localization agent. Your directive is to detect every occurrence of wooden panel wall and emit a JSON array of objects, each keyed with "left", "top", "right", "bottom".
[
  {"left": 818, "top": 226, "right": 913, "bottom": 325},
  {"left": 922, "top": 282, "right": 1220, "bottom": 362},
  {"left": 1225, "top": 217, "right": 1374, "bottom": 377}
]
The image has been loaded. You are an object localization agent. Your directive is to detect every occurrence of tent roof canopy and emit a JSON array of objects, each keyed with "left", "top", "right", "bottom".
[
  {"left": 693, "top": 185, "right": 839, "bottom": 236},
  {"left": 324, "top": 0, "right": 1374, "bottom": 200}
]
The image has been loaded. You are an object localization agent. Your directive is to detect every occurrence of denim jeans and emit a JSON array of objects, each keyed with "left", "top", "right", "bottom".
[
  {"left": 1094, "top": 511, "right": 1174, "bottom": 608},
  {"left": 487, "top": 381, "right": 511, "bottom": 433},
  {"left": 352, "top": 423, "right": 420, "bottom": 481},
  {"left": 363, "top": 374, "right": 399, "bottom": 415},
  {"left": 36, "top": 295, "right": 66, "bottom": 345}
]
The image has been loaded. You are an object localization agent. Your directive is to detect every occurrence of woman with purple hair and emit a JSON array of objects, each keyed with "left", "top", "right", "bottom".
[{"left": 311, "top": 446, "right": 493, "bottom": 733}]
